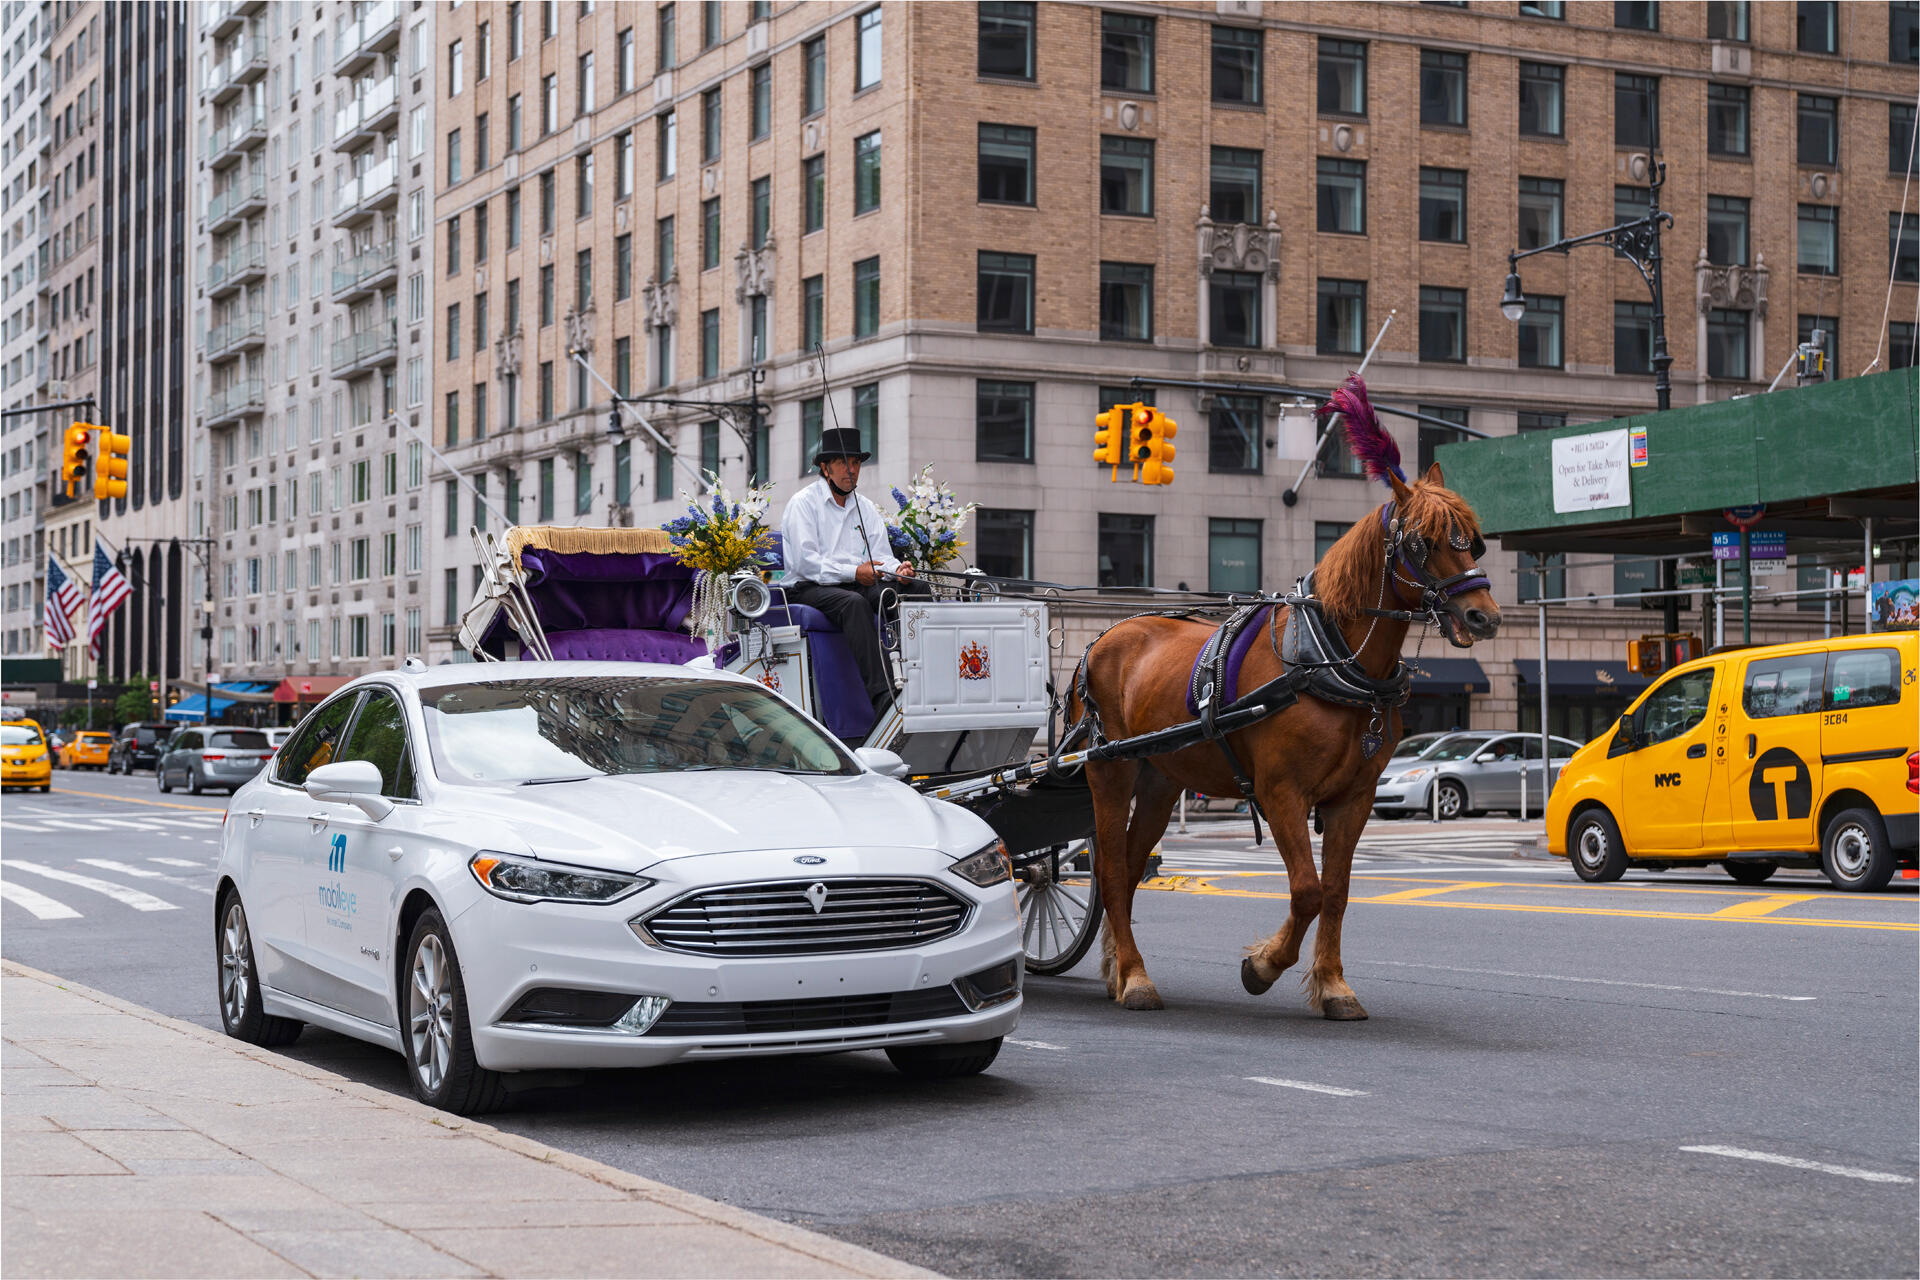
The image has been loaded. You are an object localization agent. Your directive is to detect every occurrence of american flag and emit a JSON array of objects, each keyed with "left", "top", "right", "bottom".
[
  {"left": 87, "top": 540, "right": 131, "bottom": 660},
  {"left": 44, "top": 555, "right": 82, "bottom": 649}
]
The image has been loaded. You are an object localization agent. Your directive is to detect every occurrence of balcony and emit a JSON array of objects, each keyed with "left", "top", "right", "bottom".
[
  {"left": 333, "top": 0, "right": 402, "bottom": 76},
  {"left": 206, "top": 172, "right": 266, "bottom": 234},
  {"left": 204, "top": 0, "right": 245, "bottom": 39},
  {"left": 207, "top": 313, "right": 267, "bottom": 360},
  {"left": 331, "top": 76, "right": 399, "bottom": 152},
  {"left": 331, "top": 157, "right": 398, "bottom": 228},
  {"left": 203, "top": 241, "right": 267, "bottom": 298},
  {"left": 331, "top": 322, "right": 399, "bottom": 376},
  {"left": 206, "top": 107, "right": 267, "bottom": 169},
  {"left": 331, "top": 240, "right": 398, "bottom": 303},
  {"left": 206, "top": 379, "right": 266, "bottom": 430},
  {"left": 207, "top": 35, "right": 268, "bottom": 104}
]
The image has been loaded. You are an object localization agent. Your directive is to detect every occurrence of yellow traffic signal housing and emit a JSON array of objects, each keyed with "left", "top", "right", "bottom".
[
  {"left": 61, "top": 424, "right": 92, "bottom": 499},
  {"left": 1129, "top": 406, "right": 1157, "bottom": 479},
  {"left": 1141, "top": 412, "right": 1178, "bottom": 486},
  {"left": 1094, "top": 405, "right": 1130, "bottom": 476},
  {"left": 94, "top": 429, "right": 131, "bottom": 501}
]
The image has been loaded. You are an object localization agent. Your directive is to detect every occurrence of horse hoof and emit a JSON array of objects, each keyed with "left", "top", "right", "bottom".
[
  {"left": 1240, "top": 957, "right": 1275, "bottom": 996},
  {"left": 1321, "top": 996, "right": 1369, "bottom": 1021},
  {"left": 1120, "top": 982, "right": 1165, "bottom": 1011}
]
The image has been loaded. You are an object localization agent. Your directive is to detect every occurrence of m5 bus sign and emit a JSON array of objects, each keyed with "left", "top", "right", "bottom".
[{"left": 1712, "top": 530, "right": 1784, "bottom": 561}]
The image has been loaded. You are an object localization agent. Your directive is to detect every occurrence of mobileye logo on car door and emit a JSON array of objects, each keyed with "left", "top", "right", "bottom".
[
  {"left": 793, "top": 855, "right": 826, "bottom": 865},
  {"left": 328, "top": 832, "right": 347, "bottom": 873}
]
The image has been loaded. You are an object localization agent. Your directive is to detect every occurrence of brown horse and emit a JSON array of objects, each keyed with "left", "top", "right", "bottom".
[{"left": 1069, "top": 382, "right": 1502, "bottom": 1019}]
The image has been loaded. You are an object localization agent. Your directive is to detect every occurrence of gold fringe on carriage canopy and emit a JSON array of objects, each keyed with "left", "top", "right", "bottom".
[{"left": 506, "top": 525, "right": 676, "bottom": 567}]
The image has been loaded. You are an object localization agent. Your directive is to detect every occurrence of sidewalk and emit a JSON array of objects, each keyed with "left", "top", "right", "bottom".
[{"left": 1, "top": 961, "right": 929, "bottom": 1279}]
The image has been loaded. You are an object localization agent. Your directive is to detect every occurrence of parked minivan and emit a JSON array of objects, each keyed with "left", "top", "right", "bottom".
[
  {"left": 1547, "top": 633, "right": 1919, "bottom": 890},
  {"left": 157, "top": 727, "right": 275, "bottom": 795}
]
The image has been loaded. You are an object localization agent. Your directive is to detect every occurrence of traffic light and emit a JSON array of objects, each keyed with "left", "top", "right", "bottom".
[
  {"left": 1094, "top": 404, "right": 1130, "bottom": 476},
  {"left": 94, "top": 428, "right": 131, "bottom": 501},
  {"left": 1128, "top": 406, "right": 1157, "bottom": 479},
  {"left": 61, "top": 424, "right": 92, "bottom": 499},
  {"left": 1140, "top": 412, "right": 1177, "bottom": 486}
]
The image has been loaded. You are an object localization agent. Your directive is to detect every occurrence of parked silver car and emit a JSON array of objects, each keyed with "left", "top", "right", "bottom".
[
  {"left": 157, "top": 727, "right": 275, "bottom": 796},
  {"left": 1374, "top": 731, "right": 1584, "bottom": 819}
]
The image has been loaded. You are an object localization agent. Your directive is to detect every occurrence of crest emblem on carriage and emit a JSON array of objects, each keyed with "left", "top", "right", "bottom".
[
  {"left": 759, "top": 668, "right": 782, "bottom": 693},
  {"left": 958, "top": 641, "right": 991, "bottom": 681}
]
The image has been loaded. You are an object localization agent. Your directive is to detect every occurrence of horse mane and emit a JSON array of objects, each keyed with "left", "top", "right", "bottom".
[{"left": 1314, "top": 481, "right": 1483, "bottom": 623}]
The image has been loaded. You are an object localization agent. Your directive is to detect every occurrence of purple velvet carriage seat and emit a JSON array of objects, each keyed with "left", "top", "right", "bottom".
[
  {"left": 760, "top": 533, "right": 876, "bottom": 741},
  {"left": 475, "top": 529, "right": 708, "bottom": 666}
]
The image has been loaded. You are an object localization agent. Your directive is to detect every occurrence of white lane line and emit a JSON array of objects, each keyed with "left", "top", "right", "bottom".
[
  {"left": 0, "top": 861, "right": 180, "bottom": 912},
  {"left": 1247, "top": 1076, "right": 1369, "bottom": 1098},
  {"left": 1360, "top": 960, "right": 1816, "bottom": 1002},
  {"left": 1007, "top": 1038, "right": 1067, "bottom": 1051},
  {"left": 0, "top": 880, "right": 81, "bottom": 920},
  {"left": 149, "top": 857, "right": 209, "bottom": 868},
  {"left": 78, "top": 858, "right": 168, "bottom": 878},
  {"left": 0, "top": 822, "right": 53, "bottom": 833},
  {"left": 1680, "top": 1145, "right": 1915, "bottom": 1184},
  {"left": 27, "top": 819, "right": 107, "bottom": 831}
]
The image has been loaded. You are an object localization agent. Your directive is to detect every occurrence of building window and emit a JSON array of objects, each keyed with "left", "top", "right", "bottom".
[
  {"left": 539, "top": 456, "right": 555, "bottom": 519},
  {"left": 1890, "top": 322, "right": 1918, "bottom": 369},
  {"left": 507, "top": 187, "right": 522, "bottom": 246},
  {"left": 1317, "top": 279, "right": 1366, "bottom": 355},
  {"left": 1893, "top": 103, "right": 1917, "bottom": 173},
  {"left": 979, "top": 2, "right": 1036, "bottom": 80},
  {"left": 1210, "top": 147, "right": 1261, "bottom": 224},
  {"left": 508, "top": 94, "right": 523, "bottom": 151},
  {"left": 1518, "top": 62, "right": 1564, "bottom": 138},
  {"left": 1707, "top": 195, "right": 1749, "bottom": 265},
  {"left": 1616, "top": 74, "right": 1658, "bottom": 149},
  {"left": 578, "top": 50, "right": 595, "bottom": 114},
  {"left": 750, "top": 176, "right": 771, "bottom": 249},
  {"left": 1416, "top": 405, "right": 1469, "bottom": 475},
  {"left": 1707, "top": 84, "right": 1750, "bottom": 157},
  {"left": 655, "top": 444, "right": 675, "bottom": 499},
  {"left": 855, "top": 7, "right": 881, "bottom": 90},
  {"left": 1212, "top": 26, "right": 1261, "bottom": 105},
  {"left": 749, "top": 295, "right": 768, "bottom": 364},
  {"left": 539, "top": 264, "right": 555, "bottom": 325},
  {"left": 1314, "top": 522, "right": 1346, "bottom": 563},
  {"left": 1419, "top": 50, "right": 1466, "bottom": 127},
  {"left": 802, "top": 274, "right": 824, "bottom": 350},
  {"left": 1614, "top": 300, "right": 1654, "bottom": 374},
  {"left": 1418, "top": 167, "right": 1465, "bottom": 242},
  {"left": 1517, "top": 412, "right": 1566, "bottom": 432},
  {"left": 541, "top": 169, "right": 556, "bottom": 233},
  {"left": 1208, "top": 395, "right": 1261, "bottom": 475},
  {"left": 804, "top": 154, "right": 826, "bottom": 231},
  {"left": 703, "top": 0, "right": 722, "bottom": 48},
  {"left": 1707, "top": 308, "right": 1750, "bottom": 379},
  {"left": 1896, "top": 0, "right": 1920, "bottom": 61},
  {"left": 447, "top": 304, "right": 462, "bottom": 359},
  {"left": 700, "top": 422, "right": 720, "bottom": 478},
  {"left": 1208, "top": 519, "right": 1261, "bottom": 594},
  {"left": 977, "top": 252, "right": 1034, "bottom": 334},
  {"left": 1517, "top": 177, "right": 1562, "bottom": 250},
  {"left": 1210, "top": 270, "right": 1261, "bottom": 349},
  {"left": 749, "top": 63, "right": 772, "bottom": 140},
  {"left": 575, "top": 450, "right": 593, "bottom": 515},
  {"left": 1797, "top": 315, "right": 1837, "bottom": 372},
  {"left": 539, "top": 360, "right": 555, "bottom": 419},
  {"left": 1707, "top": 1, "right": 1749, "bottom": 40},
  {"left": 979, "top": 124, "right": 1035, "bottom": 205},
  {"left": 1317, "top": 158, "right": 1365, "bottom": 234},
  {"left": 701, "top": 197, "right": 720, "bottom": 269},
  {"left": 615, "top": 130, "right": 634, "bottom": 198},
  {"left": 576, "top": 249, "right": 593, "bottom": 307},
  {"left": 1518, "top": 295, "right": 1563, "bottom": 368},
  {"left": 615, "top": 335, "right": 632, "bottom": 395},
  {"left": 799, "top": 398, "right": 824, "bottom": 474},
  {"left": 1101, "top": 13, "right": 1154, "bottom": 93},
  {"left": 541, "top": 73, "right": 558, "bottom": 134},
  {"left": 853, "top": 383, "right": 880, "bottom": 457},
  {"left": 1317, "top": 38, "right": 1365, "bottom": 116},
  {"left": 1894, "top": 212, "right": 1920, "bottom": 282},
  {"left": 1100, "top": 137, "right": 1154, "bottom": 215},
  {"left": 1418, "top": 287, "right": 1465, "bottom": 363},
  {"left": 1516, "top": 551, "right": 1567, "bottom": 604},
  {"left": 658, "top": 3, "right": 676, "bottom": 70},
  {"left": 1097, "top": 514, "right": 1153, "bottom": 589},
  {"left": 976, "top": 380, "right": 1034, "bottom": 462},
  {"left": 701, "top": 88, "right": 722, "bottom": 164},
  {"left": 1798, "top": 204, "right": 1837, "bottom": 275},
  {"left": 854, "top": 257, "right": 881, "bottom": 337},
  {"left": 617, "top": 27, "right": 634, "bottom": 93},
  {"left": 656, "top": 215, "right": 676, "bottom": 278},
  {"left": 576, "top": 153, "right": 594, "bottom": 216},
  {"left": 803, "top": 37, "right": 826, "bottom": 115},
  {"left": 1799, "top": 94, "right": 1837, "bottom": 166},
  {"left": 476, "top": 114, "right": 492, "bottom": 170},
  {"left": 974, "top": 510, "right": 1033, "bottom": 579},
  {"left": 854, "top": 131, "right": 882, "bottom": 214},
  {"left": 700, "top": 308, "right": 720, "bottom": 378},
  {"left": 1798, "top": 0, "right": 1837, "bottom": 52},
  {"left": 658, "top": 111, "right": 677, "bottom": 180},
  {"left": 1615, "top": 2, "right": 1657, "bottom": 30}
]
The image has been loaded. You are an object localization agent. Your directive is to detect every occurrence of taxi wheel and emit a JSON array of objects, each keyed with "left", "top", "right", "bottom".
[
  {"left": 216, "top": 890, "right": 303, "bottom": 1047},
  {"left": 402, "top": 910, "right": 507, "bottom": 1115},
  {"left": 1822, "top": 808, "right": 1894, "bottom": 893},
  {"left": 1569, "top": 810, "right": 1627, "bottom": 882},
  {"left": 1723, "top": 860, "right": 1778, "bottom": 885},
  {"left": 887, "top": 1036, "right": 1003, "bottom": 1080}
]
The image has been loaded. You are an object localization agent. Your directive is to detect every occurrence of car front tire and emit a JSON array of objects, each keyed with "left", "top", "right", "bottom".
[
  {"left": 1435, "top": 780, "right": 1467, "bottom": 821},
  {"left": 1822, "top": 807, "right": 1894, "bottom": 893},
  {"left": 1569, "top": 809, "right": 1628, "bottom": 882},
  {"left": 886, "top": 1036, "right": 1004, "bottom": 1080},
  {"left": 216, "top": 890, "right": 303, "bottom": 1047},
  {"left": 402, "top": 909, "right": 507, "bottom": 1115}
]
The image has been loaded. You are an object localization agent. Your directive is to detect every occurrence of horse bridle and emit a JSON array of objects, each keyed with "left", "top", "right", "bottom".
[{"left": 1366, "top": 502, "right": 1490, "bottom": 628}]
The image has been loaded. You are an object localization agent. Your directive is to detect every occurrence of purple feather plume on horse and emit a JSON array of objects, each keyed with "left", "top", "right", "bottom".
[{"left": 1318, "top": 374, "right": 1404, "bottom": 485}]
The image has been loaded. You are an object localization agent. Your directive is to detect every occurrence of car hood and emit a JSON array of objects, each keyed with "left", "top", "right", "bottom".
[{"left": 436, "top": 770, "right": 992, "bottom": 873}]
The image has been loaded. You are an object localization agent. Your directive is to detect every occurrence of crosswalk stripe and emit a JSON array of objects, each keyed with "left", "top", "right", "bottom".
[
  {"left": 1, "top": 862, "right": 180, "bottom": 912},
  {"left": 0, "top": 880, "right": 81, "bottom": 920},
  {"left": 77, "top": 858, "right": 168, "bottom": 878},
  {"left": 148, "top": 857, "right": 210, "bottom": 869},
  {"left": 23, "top": 819, "right": 112, "bottom": 831},
  {"left": 0, "top": 822, "right": 53, "bottom": 833}
]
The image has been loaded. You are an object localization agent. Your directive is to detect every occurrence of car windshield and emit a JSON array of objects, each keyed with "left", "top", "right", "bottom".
[
  {"left": 421, "top": 676, "right": 859, "bottom": 784},
  {"left": 1, "top": 724, "right": 43, "bottom": 746},
  {"left": 1421, "top": 735, "right": 1495, "bottom": 762},
  {"left": 209, "top": 730, "right": 270, "bottom": 750},
  {"left": 1390, "top": 734, "right": 1440, "bottom": 759}
]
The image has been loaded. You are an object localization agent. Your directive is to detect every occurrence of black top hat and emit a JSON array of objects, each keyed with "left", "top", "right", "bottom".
[{"left": 812, "top": 426, "right": 871, "bottom": 465}]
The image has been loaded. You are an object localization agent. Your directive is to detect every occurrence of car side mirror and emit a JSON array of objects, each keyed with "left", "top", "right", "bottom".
[
  {"left": 1475, "top": 752, "right": 1496, "bottom": 763},
  {"left": 854, "top": 747, "right": 909, "bottom": 779},
  {"left": 304, "top": 760, "right": 393, "bottom": 821}
]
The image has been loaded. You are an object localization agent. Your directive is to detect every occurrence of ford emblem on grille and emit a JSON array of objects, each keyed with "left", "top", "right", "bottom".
[
  {"left": 805, "top": 882, "right": 830, "bottom": 914},
  {"left": 793, "top": 855, "right": 826, "bottom": 865}
]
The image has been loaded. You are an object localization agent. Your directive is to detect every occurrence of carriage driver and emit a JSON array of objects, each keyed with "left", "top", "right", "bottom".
[{"left": 780, "top": 426, "right": 929, "bottom": 720}]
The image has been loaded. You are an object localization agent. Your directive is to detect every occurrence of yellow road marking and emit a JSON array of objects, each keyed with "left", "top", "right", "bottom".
[
  {"left": 1362, "top": 881, "right": 1501, "bottom": 903},
  {"left": 1708, "top": 893, "right": 1824, "bottom": 920},
  {"left": 49, "top": 788, "right": 225, "bottom": 812}
]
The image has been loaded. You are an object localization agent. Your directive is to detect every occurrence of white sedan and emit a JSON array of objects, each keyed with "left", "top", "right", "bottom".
[{"left": 213, "top": 661, "right": 1023, "bottom": 1113}]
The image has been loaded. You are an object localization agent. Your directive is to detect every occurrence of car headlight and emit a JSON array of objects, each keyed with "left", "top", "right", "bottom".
[
  {"left": 950, "top": 840, "right": 1011, "bottom": 888},
  {"left": 469, "top": 852, "right": 653, "bottom": 904},
  {"left": 1396, "top": 768, "right": 1430, "bottom": 781}
]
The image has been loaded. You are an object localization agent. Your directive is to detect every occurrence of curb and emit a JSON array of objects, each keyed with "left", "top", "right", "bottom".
[{"left": 2, "top": 959, "right": 935, "bottom": 1280}]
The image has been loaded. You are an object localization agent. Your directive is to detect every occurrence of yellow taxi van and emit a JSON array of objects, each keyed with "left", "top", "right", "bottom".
[
  {"left": 1, "top": 714, "right": 54, "bottom": 793},
  {"left": 1547, "top": 632, "right": 1918, "bottom": 891}
]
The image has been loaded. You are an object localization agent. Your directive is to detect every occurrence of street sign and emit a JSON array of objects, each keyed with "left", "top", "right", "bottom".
[
  {"left": 1724, "top": 503, "right": 1766, "bottom": 530},
  {"left": 86, "top": 679, "right": 97, "bottom": 689},
  {"left": 1752, "top": 559, "right": 1787, "bottom": 577},
  {"left": 1712, "top": 530, "right": 1784, "bottom": 560}
]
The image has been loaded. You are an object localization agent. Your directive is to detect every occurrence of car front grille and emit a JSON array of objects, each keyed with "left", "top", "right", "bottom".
[
  {"left": 637, "top": 878, "right": 971, "bottom": 957},
  {"left": 645, "top": 987, "right": 969, "bottom": 1036}
]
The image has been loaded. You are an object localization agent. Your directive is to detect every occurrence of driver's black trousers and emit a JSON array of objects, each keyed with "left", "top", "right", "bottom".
[{"left": 784, "top": 579, "right": 930, "bottom": 715}]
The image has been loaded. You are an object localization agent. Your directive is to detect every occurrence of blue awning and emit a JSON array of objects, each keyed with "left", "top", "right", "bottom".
[
  {"left": 1406, "top": 657, "right": 1489, "bottom": 693},
  {"left": 164, "top": 683, "right": 272, "bottom": 721}
]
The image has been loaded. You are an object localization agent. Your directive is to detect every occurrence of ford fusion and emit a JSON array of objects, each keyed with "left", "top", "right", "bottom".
[{"left": 213, "top": 663, "right": 1023, "bottom": 1113}]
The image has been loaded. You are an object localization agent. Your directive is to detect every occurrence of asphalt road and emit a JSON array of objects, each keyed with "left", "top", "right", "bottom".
[{"left": 5, "top": 769, "right": 1917, "bottom": 1278}]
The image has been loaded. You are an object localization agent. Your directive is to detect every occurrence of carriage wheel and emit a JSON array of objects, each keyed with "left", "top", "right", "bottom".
[{"left": 1016, "top": 839, "right": 1103, "bottom": 976}]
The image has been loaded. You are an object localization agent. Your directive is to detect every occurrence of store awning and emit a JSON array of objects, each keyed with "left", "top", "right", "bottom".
[
  {"left": 164, "top": 683, "right": 274, "bottom": 721},
  {"left": 1514, "top": 661, "right": 1650, "bottom": 698},
  {"left": 273, "top": 675, "right": 355, "bottom": 703},
  {"left": 1406, "top": 657, "right": 1489, "bottom": 693}
]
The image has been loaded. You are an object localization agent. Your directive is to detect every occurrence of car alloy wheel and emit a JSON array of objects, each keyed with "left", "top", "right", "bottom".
[
  {"left": 1436, "top": 780, "right": 1466, "bottom": 820},
  {"left": 408, "top": 933, "right": 455, "bottom": 1095},
  {"left": 220, "top": 900, "right": 252, "bottom": 1028}
]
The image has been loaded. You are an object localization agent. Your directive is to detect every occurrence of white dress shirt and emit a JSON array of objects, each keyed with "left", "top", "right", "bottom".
[{"left": 780, "top": 477, "right": 901, "bottom": 585}]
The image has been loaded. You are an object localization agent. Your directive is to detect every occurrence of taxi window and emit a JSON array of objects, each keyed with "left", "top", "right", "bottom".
[
  {"left": 1639, "top": 668, "right": 1715, "bottom": 744},
  {"left": 337, "top": 690, "right": 416, "bottom": 799},
  {"left": 276, "top": 694, "right": 360, "bottom": 786},
  {"left": 1827, "top": 648, "right": 1899, "bottom": 711},
  {"left": 1743, "top": 653, "right": 1824, "bottom": 719}
]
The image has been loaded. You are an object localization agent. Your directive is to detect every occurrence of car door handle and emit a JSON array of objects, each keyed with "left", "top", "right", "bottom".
[
  {"left": 1687, "top": 743, "right": 1707, "bottom": 759},
  {"left": 245, "top": 807, "right": 265, "bottom": 829},
  {"left": 1747, "top": 734, "right": 1757, "bottom": 759}
]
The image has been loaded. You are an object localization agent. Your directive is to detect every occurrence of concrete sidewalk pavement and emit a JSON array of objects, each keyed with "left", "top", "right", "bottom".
[{"left": 1, "top": 961, "right": 930, "bottom": 1279}]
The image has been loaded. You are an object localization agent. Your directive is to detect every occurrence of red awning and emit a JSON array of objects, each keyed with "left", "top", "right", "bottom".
[{"left": 273, "top": 675, "right": 356, "bottom": 703}]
